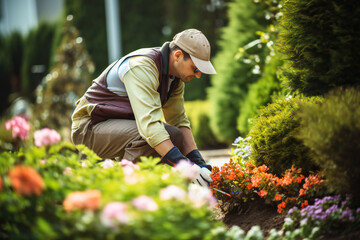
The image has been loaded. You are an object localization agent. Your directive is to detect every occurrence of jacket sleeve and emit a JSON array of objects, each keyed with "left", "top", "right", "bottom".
[
  {"left": 123, "top": 56, "right": 170, "bottom": 148},
  {"left": 162, "top": 81, "right": 191, "bottom": 129}
]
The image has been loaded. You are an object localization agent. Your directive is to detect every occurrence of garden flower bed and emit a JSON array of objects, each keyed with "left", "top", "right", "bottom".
[{"left": 1, "top": 116, "right": 360, "bottom": 240}]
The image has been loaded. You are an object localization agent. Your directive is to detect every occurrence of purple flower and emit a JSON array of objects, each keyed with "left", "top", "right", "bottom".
[
  {"left": 234, "top": 137, "right": 243, "bottom": 144},
  {"left": 342, "top": 210, "right": 355, "bottom": 221}
]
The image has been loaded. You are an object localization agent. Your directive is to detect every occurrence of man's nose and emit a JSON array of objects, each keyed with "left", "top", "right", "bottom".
[{"left": 195, "top": 71, "right": 202, "bottom": 79}]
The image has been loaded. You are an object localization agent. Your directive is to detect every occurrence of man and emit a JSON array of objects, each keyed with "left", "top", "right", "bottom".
[{"left": 71, "top": 29, "right": 216, "bottom": 186}]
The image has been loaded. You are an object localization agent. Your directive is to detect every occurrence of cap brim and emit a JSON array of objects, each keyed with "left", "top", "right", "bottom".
[{"left": 190, "top": 55, "right": 216, "bottom": 75}]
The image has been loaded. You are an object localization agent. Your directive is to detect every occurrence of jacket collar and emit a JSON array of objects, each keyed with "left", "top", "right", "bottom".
[{"left": 160, "top": 42, "right": 170, "bottom": 76}]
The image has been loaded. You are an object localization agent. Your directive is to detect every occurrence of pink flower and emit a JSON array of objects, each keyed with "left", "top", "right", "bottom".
[
  {"left": 100, "top": 202, "right": 129, "bottom": 228},
  {"left": 119, "top": 159, "right": 139, "bottom": 175},
  {"left": 160, "top": 185, "right": 186, "bottom": 201},
  {"left": 188, "top": 184, "right": 217, "bottom": 208},
  {"left": 173, "top": 160, "right": 198, "bottom": 180},
  {"left": 5, "top": 116, "right": 30, "bottom": 140},
  {"left": 33, "top": 128, "right": 61, "bottom": 147},
  {"left": 132, "top": 195, "right": 158, "bottom": 211}
]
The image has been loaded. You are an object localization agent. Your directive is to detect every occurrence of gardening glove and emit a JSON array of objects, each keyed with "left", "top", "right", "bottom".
[
  {"left": 162, "top": 146, "right": 190, "bottom": 167},
  {"left": 186, "top": 149, "right": 206, "bottom": 166},
  {"left": 186, "top": 149, "right": 212, "bottom": 171},
  {"left": 191, "top": 164, "right": 213, "bottom": 187}
]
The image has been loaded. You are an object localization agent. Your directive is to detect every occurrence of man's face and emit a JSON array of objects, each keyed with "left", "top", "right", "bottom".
[{"left": 173, "top": 51, "right": 202, "bottom": 83}]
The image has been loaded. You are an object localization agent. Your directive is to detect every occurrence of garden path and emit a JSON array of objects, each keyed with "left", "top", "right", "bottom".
[{"left": 200, "top": 148, "right": 232, "bottom": 167}]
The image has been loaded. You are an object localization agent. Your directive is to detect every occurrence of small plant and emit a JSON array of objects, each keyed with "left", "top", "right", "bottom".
[
  {"left": 273, "top": 195, "right": 360, "bottom": 239},
  {"left": 210, "top": 156, "right": 325, "bottom": 214}
]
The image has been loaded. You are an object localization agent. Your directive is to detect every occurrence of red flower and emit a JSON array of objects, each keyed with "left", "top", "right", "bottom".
[
  {"left": 8, "top": 165, "right": 45, "bottom": 196},
  {"left": 277, "top": 201, "right": 286, "bottom": 213},
  {"left": 274, "top": 194, "right": 282, "bottom": 201},
  {"left": 246, "top": 183, "right": 253, "bottom": 190},
  {"left": 301, "top": 200, "right": 308, "bottom": 208},
  {"left": 251, "top": 174, "right": 262, "bottom": 188},
  {"left": 257, "top": 190, "right": 268, "bottom": 198},
  {"left": 299, "top": 188, "right": 306, "bottom": 197}
]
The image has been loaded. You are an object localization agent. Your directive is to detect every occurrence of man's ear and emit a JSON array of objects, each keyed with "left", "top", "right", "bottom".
[{"left": 173, "top": 50, "right": 182, "bottom": 62}]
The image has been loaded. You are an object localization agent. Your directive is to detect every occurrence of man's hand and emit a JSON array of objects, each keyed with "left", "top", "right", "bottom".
[
  {"left": 191, "top": 164, "right": 213, "bottom": 187},
  {"left": 162, "top": 146, "right": 190, "bottom": 166},
  {"left": 186, "top": 149, "right": 206, "bottom": 166}
]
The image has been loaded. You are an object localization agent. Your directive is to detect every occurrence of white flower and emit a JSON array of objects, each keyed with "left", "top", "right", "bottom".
[
  {"left": 188, "top": 184, "right": 217, "bottom": 208},
  {"left": 160, "top": 185, "right": 186, "bottom": 201},
  {"left": 173, "top": 160, "right": 198, "bottom": 180},
  {"left": 101, "top": 159, "right": 114, "bottom": 169}
]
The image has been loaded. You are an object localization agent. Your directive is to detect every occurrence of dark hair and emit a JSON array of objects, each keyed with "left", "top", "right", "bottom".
[{"left": 169, "top": 44, "right": 190, "bottom": 60}]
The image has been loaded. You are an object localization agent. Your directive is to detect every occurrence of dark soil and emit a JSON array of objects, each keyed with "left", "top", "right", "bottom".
[
  {"left": 213, "top": 198, "right": 285, "bottom": 237},
  {"left": 213, "top": 198, "right": 360, "bottom": 239}
]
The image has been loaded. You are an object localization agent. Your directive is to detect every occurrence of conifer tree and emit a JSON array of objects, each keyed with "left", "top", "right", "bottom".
[
  {"left": 208, "top": 0, "right": 269, "bottom": 143},
  {"left": 34, "top": 15, "right": 94, "bottom": 138}
]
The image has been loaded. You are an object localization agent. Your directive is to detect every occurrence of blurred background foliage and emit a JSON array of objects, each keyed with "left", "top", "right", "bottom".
[{"left": 1, "top": 0, "right": 360, "bottom": 152}]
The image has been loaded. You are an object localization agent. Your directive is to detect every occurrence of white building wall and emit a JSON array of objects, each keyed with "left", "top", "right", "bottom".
[{"left": 0, "top": 0, "right": 63, "bottom": 36}]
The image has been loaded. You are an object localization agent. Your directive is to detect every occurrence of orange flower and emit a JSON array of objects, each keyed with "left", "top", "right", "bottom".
[
  {"left": 63, "top": 189, "right": 101, "bottom": 212},
  {"left": 251, "top": 174, "right": 262, "bottom": 188},
  {"left": 299, "top": 188, "right": 306, "bottom": 197},
  {"left": 257, "top": 190, "right": 268, "bottom": 198},
  {"left": 258, "top": 165, "right": 269, "bottom": 173},
  {"left": 282, "top": 175, "right": 293, "bottom": 186},
  {"left": 277, "top": 201, "right": 286, "bottom": 214},
  {"left": 301, "top": 200, "right": 309, "bottom": 208},
  {"left": 8, "top": 165, "right": 45, "bottom": 196},
  {"left": 274, "top": 194, "right": 282, "bottom": 201},
  {"left": 294, "top": 175, "right": 305, "bottom": 183},
  {"left": 246, "top": 183, "right": 253, "bottom": 190}
]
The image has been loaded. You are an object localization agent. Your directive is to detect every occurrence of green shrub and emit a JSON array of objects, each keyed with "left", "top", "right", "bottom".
[
  {"left": 278, "top": 0, "right": 360, "bottom": 96},
  {"left": 297, "top": 87, "right": 360, "bottom": 206},
  {"left": 0, "top": 35, "right": 11, "bottom": 115},
  {"left": 21, "top": 22, "right": 56, "bottom": 101},
  {"left": 64, "top": 0, "right": 107, "bottom": 77},
  {"left": 248, "top": 96, "right": 321, "bottom": 176},
  {"left": 0, "top": 141, "right": 225, "bottom": 239},
  {"left": 237, "top": 54, "right": 283, "bottom": 136},
  {"left": 184, "top": 101, "right": 226, "bottom": 149},
  {"left": 209, "top": 0, "right": 270, "bottom": 143}
]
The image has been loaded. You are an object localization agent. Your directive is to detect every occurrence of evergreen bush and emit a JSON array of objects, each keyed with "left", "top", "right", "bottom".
[
  {"left": 297, "top": 87, "right": 360, "bottom": 207},
  {"left": 21, "top": 22, "right": 56, "bottom": 101},
  {"left": 209, "top": 0, "right": 270, "bottom": 143},
  {"left": 34, "top": 16, "right": 94, "bottom": 135},
  {"left": 64, "top": 0, "right": 107, "bottom": 77},
  {"left": 248, "top": 96, "right": 321, "bottom": 176},
  {"left": 278, "top": 0, "right": 360, "bottom": 96},
  {"left": 0, "top": 35, "right": 11, "bottom": 115},
  {"left": 237, "top": 54, "right": 282, "bottom": 136},
  {"left": 184, "top": 101, "right": 226, "bottom": 150}
]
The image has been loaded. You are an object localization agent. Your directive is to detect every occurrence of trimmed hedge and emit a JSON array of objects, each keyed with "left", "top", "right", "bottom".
[
  {"left": 278, "top": 0, "right": 360, "bottom": 96},
  {"left": 297, "top": 87, "right": 360, "bottom": 207},
  {"left": 184, "top": 101, "right": 227, "bottom": 150},
  {"left": 248, "top": 96, "right": 321, "bottom": 176}
]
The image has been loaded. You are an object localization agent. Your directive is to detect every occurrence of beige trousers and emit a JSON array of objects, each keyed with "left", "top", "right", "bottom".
[{"left": 71, "top": 118, "right": 184, "bottom": 162}]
